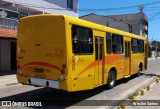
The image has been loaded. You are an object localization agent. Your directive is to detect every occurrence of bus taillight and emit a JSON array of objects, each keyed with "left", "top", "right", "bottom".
[
  {"left": 59, "top": 74, "right": 64, "bottom": 81},
  {"left": 59, "top": 64, "right": 66, "bottom": 81},
  {"left": 61, "top": 64, "right": 66, "bottom": 74},
  {"left": 18, "top": 54, "right": 23, "bottom": 58},
  {"left": 17, "top": 69, "right": 23, "bottom": 75},
  {"left": 59, "top": 69, "right": 65, "bottom": 81},
  {"left": 17, "top": 65, "right": 23, "bottom": 75},
  {"left": 62, "top": 64, "right": 66, "bottom": 69},
  {"left": 61, "top": 69, "right": 65, "bottom": 74}
]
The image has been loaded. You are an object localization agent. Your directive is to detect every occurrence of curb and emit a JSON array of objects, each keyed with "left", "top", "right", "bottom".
[
  {"left": 118, "top": 77, "right": 160, "bottom": 109},
  {"left": 6, "top": 82, "right": 20, "bottom": 86}
]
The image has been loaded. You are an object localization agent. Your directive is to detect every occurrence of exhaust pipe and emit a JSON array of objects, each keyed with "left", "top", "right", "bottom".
[
  {"left": 28, "top": 79, "right": 31, "bottom": 84},
  {"left": 46, "top": 81, "right": 49, "bottom": 87}
]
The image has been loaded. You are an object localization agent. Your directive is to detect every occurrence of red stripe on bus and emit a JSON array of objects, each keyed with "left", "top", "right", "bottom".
[
  {"left": 22, "top": 62, "right": 61, "bottom": 71},
  {"left": 105, "top": 55, "right": 122, "bottom": 64},
  {"left": 77, "top": 55, "right": 122, "bottom": 77},
  {"left": 77, "top": 60, "right": 101, "bottom": 77}
]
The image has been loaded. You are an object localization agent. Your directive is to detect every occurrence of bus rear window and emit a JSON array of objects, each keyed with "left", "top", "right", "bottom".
[
  {"left": 138, "top": 40, "right": 144, "bottom": 53},
  {"left": 72, "top": 25, "right": 93, "bottom": 54}
]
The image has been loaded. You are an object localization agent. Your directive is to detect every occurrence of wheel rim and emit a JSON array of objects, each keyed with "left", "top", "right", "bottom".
[
  {"left": 137, "top": 67, "right": 141, "bottom": 76},
  {"left": 109, "top": 73, "right": 115, "bottom": 86}
]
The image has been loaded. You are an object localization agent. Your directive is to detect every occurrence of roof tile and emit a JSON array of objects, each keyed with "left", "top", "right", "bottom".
[{"left": 0, "top": 29, "right": 17, "bottom": 38}]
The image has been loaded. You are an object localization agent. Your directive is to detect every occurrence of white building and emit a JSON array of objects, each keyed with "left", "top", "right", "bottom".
[{"left": 1, "top": 0, "right": 79, "bottom": 17}]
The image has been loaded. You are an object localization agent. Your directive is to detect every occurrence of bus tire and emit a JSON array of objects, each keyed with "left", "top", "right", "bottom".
[
  {"left": 137, "top": 64, "right": 142, "bottom": 77},
  {"left": 137, "top": 67, "right": 141, "bottom": 77},
  {"left": 107, "top": 70, "right": 116, "bottom": 89}
]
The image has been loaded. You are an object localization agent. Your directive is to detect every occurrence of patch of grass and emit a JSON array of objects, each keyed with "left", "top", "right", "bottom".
[
  {"left": 117, "top": 106, "right": 121, "bottom": 109},
  {"left": 128, "top": 92, "right": 139, "bottom": 99}
]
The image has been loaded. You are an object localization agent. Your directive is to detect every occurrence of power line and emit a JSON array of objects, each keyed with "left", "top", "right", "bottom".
[
  {"left": 3, "top": 0, "right": 160, "bottom": 22},
  {"left": 144, "top": 9, "right": 160, "bottom": 12},
  {"left": 79, "top": 0, "right": 160, "bottom": 11},
  {"left": 148, "top": 12, "right": 160, "bottom": 21},
  {"left": 145, "top": 6, "right": 160, "bottom": 9},
  {"left": 7, "top": 0, "right": 160, "bottom": 11},
  {"left": 149, "top": 16, "right": 160, "bottom": 22},
  {"left": 143, "top": 0, "right": 160, "bottom": 6}
]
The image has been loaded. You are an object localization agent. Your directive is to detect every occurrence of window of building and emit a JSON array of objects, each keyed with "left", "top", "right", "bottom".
[
  {"left": 0, "top": 9, "right": 19, "bottom": 19},
  {"left": 132, "top": 38, "right": 138, "bottom": 53},
  {"left": 112, "top": 34, "right": 123, "bottom": 54},
  {"left": 138, "top": 40, "right": 144, "bottom": 53},
  {"left": 67, "top": 0, "right": 73, "bottom": 9},
  {"left": 106, "top": 32, "right": 112, "bottom": 54},
  {"left": 72, "top": 25, "right": 93, "bottom": 54},
  {"left": 19, "top": 12, "right": 28, "bottom": 19}
]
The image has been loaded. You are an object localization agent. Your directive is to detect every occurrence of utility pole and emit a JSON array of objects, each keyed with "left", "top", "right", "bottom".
[
  {"left": 139, "top": 5, "right": 144, "bottom": 13},
  {"left": 156, "top": 41, "right": 158, "bottom": 58},
  {"left": 139, "top": 5, "right": 145, "bottom": 37}
]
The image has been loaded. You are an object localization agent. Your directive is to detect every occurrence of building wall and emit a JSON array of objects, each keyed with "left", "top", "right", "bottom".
[
  {"left": 35, "top": 0, "right": 79, "bottom": 17},
  {"left": 80, "top": 14, "right": 108, "bottom": 26},
  {"left": 80, "top": 14, "right": 129, "bottom": 32},
  {"left": 45, "top": 0, "right": 78, "bottom": 12},
  {"left": 0, "top": 39, "right": 16, "bottom": 72},
  {"left": 2, "top": 0, "right": 79, "bottom": 17},
  {"left": 81, "top": 13, "right": 148, "bottom": 37},
  {"left": 108, "top": 13, "right": 148, "bottom": 37}
]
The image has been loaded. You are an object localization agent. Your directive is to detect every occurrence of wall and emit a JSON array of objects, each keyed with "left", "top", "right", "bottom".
[
  {"left": 2, "top": 0, "right": 79, "bottom": 17},
  {"left": 108, "top": 13, "right": 148, "bottom": 37},
  {"left": 80, "top": 14, "right": 129, "bottom": 32},
  {"left": 151, "top": 51, "right": 160, "bottom": 58},
  {"left": 0, "top": 39, "right": 16, "bottom": 72},
  {"left": 45, "top": 0, "right": 78, "bottom": 12},
  {"left": 44, "top": 0, "right": 79, "bottom": 17}
]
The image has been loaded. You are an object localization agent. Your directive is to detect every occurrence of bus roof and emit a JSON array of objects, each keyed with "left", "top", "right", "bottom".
[
  {"left": 20, "top": 14, "right": 147, "bottom": 41},
  {"left": 66, "top": 15, "right": 147, "bottom": 41}
]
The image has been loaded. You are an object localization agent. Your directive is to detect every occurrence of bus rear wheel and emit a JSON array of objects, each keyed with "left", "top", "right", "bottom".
[
  {"left": 107, "top": 70, "right": 116, "bottom": 89},
  {"left": 137, "top": 63, "right": 142, "bottom": 77},
  {"left": 137, "top": 67, "right": 141, "bottom": 77}
]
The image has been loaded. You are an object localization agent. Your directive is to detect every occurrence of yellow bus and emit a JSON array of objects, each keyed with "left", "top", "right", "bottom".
[{"left": 17, "top": 14, "right": 148, "bottom": 92}]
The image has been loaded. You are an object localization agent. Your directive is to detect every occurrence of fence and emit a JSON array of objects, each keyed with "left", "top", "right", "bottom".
[{"left": 0, "top": 17, "right": 18, "bottom": 30}]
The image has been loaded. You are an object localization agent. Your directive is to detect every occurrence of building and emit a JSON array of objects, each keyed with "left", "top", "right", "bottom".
[
  {"left": 0, "top": 0, "right": 79, "bottom": 73},
  {"left": 149, "top": 41, "right": 160, "bottom": 58},
  {"left": 80, "top": 13, "right": 129, "bottom": 32},
  {"left": 1, "top": 0, "right": 79, "bottom": 17},
  {"left": 80, "top": 13, "right": 148, "bottom": 37},
  {"left": 108, "top": 13, "right": 148, "bottom": 37},
  {"left": 0, "top": 28, "right": 17, "bottom": 72}
]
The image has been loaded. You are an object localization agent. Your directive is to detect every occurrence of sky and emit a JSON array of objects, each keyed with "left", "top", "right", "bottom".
[{"left": 78, "top": 0, "right": 160, "bottom": 42}]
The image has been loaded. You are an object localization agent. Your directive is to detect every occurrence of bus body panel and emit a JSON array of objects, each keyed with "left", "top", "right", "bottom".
[
  {"left": 69, "top": 55, "right": 95, "bottom": 91},
  {"left": 17, "top": 15, "right": 69, "bottom": 90},
  {"left": 105, "top": 54, "right": 125, "bottom": 81},
  {"left": 17, "top": 14, "right": 148, "bottom": 92}
]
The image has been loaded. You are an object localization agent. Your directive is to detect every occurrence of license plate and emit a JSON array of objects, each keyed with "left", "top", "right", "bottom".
[{"left": 34, "top": 73, "right": 46, "bottom": 79}]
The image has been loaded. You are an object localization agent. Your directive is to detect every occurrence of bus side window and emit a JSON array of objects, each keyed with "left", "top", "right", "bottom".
[
  {"left": 72, "top": 25, "right": 93, "bottom": 54},
  {"left": 106, "top": 32, "right": 112, "bottom": 54},
  {"left": 112, "top": 34, "right": 123, "bottom": 54},
  {"left": 132, "top": 38, "right": 138, "bottom": 53},
  {"left": 72, "top": 26, "right": 80, "bottom": 53},
  {"left": 138, "top": 40, "right": 144, "bottom": 53}
]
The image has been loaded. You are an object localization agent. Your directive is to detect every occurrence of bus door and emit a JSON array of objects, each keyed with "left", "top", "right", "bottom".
[
  {"left": 95, "top": 37, "right": 104, "bottom": 86},
  {"left": 124, "top": 41, "right": 131, "bottom": 76},
  {"left": 144, "top": 43, "right": 148, "bottom": 70}
]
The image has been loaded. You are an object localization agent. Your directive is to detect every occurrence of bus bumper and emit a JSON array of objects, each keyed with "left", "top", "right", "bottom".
[
  {"left": 27, "top": 78, "right": 59, "bottom": 89},
  {"left": 17, "top": 74, "right": 71, "bottom": 91}
]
